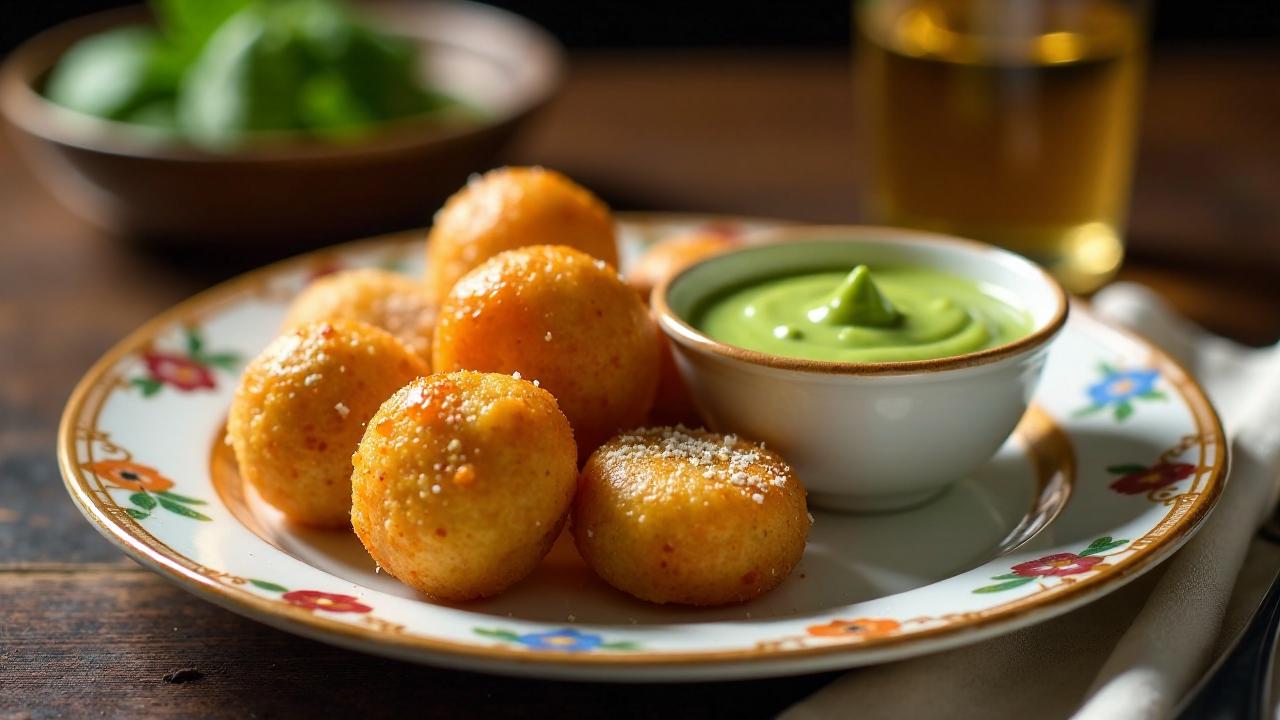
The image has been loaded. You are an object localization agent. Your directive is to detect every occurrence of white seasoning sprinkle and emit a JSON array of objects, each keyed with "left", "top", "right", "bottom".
[
  {"left": 544, "top": 331, "right": 553, "bottom": 341},
  {"left": 431, "top": 484, "right": 442, "bottom": 494},
  {"left": 587, "top": 529, "right": 594, "bottom": 538},
  {"left": 334, "top": 402, "right": 350, "bottom": 418},
  {"left": 751, "top": 493, "right": 765, "bottom": 504},
  {"left": 447, "top": 438, "right": 462, "bottom": 452},
  {"left": 512, "top": 371, "right": 522, "bottom": 380},
  {"left": 532, "top": 379, "right": 541, "bottom": 387}
]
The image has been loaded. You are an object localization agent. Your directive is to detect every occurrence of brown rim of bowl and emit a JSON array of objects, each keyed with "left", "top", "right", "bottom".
[
  {"left": 652, "top": 225, "right": 1071, "bottom": 377},
  {"left": 0, "top": 0, "right": 565, "bottom": 163}
]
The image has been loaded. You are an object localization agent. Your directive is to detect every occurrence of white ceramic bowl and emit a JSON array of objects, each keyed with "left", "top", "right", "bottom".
[{"left": 653, "top": 226, "right": 1069, "bottom": 512}]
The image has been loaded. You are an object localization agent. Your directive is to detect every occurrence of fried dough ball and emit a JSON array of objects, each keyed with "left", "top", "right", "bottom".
[
  {"left": 433, "top": 245, "right": 660, "bottom": 458},
  {"left": 282, "top": 268, "right": 437, "bottom": 362},
  {"left": 228, "top": 321, "right": 428, "bottom": 528},
  {"left": 350, "top": 372, "right": 578, "bottom": 601},
  {"left": 626, "top": 228, "right": 741, "bottom": 300},
  {"left": 425, "top": 167, "right": 618, "bottom": 303},
  {"left": 573, "top": 426, "right": 810, "bottom": 606}
]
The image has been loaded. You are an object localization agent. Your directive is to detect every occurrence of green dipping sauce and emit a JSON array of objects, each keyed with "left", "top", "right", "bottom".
[{"left": 694, "top": 265, "right": 1034, "bottom": 362}]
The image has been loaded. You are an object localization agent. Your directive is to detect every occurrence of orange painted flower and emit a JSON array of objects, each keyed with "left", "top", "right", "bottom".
[
  {"left": 807, "top": 618, "right": 901, "bottom": 640},
  {"left": 86, "top": 460, "right": 175, "bottom": 492}
]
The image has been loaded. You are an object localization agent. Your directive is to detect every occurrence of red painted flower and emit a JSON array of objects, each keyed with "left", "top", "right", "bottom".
[
  {"left": 1110, "top": 462, "right": 1196, "bottom": 495},
  {"left": 144, "top": 352, "right": 216, "bottom": 391},
  {"left": 282, "top": 590, "right": 372, "bottom": 614},
  {"left": 1012, "top": 553, "right": 1103, "bottom": 578},
  {"left": 806, "top": 618, "right": 901, "bottom": 640},
  {"left": 86, "top": 460, "right": 175, "bottom": 492}
]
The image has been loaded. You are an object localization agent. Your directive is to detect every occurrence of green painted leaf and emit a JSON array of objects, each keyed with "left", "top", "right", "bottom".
[
  {"left": 473, "top": 628, "right": 520, "bottom": 642},
  {"left": 130, "top": 492, "right": 157, "bottom": 510},
  {"left": 158, "top": 496, "right": 212, "bottom": 521},
  {"left": 1106, "top": 464, "right": 1148, "bottom": 475},
  {"left": 990, "top": 573, "right": 1023, "bottom": 580},
  {"left": 200, "top": 352, "right": 241, "bottom": 370},
  {"left": 1114, "top": 401, "right": 1134, "bottom": 421},
  {"left": 1080, "top": 539, "right": 1128, "bottom": 556},
  {"left": 973, "top": 577, "right": 1036, "bottom": 594},
  {"left": 158, "top": 490, "right": 207, "bottom": 505},
  {"left": 599, "top": 641, "right": 641, "bottom": 651},
  {"left": 132, "top": 377, "right": 164, "bottom": 397},
  {"left": 249, "top": 579, "right": 289, "bottom": 593},
  {"left": 1140, "top": 390, "right": 1167, "bottom": 401},
  {"left": 1098, "top": 361, "right": 1117, "bottom": 375},
  {"left": 185, "top": 328, "right": 204, "bottom": 355},
  {"left": 126, "top": 508, "right": 150, "bottom": 520},
  {"left": 1073, "top": 404, "right": 1105, "bottom": 418}
]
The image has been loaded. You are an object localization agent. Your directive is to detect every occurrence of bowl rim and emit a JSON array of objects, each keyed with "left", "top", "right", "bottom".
[
  {"left": 652, "top": 225, "right": 1071, "bottom": 377},
  {"left": 0, "top": 0, "right": 565, "bottom": 163}
]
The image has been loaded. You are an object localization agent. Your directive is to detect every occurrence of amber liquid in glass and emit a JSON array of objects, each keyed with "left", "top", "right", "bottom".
[{"left": 858, "top": 0, "right": 1145, "bottom": 292}]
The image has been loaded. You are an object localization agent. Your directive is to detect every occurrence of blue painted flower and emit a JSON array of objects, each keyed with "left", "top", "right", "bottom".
[
  {"left": 1088, "top": 368, "right": 1159, "bottom": 405},
  {"left": 515, "top": 628, "right": 605, "bottom": 652},
  {"left": 1075, "top": 363, "right": 1166, "bottom": 422}
]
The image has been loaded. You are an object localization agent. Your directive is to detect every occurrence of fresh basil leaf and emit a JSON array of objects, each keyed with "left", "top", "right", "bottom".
[
  {"left": 178, "top": 6, "right": 309, "bottom": 147},
  {"left": 45, "top": 27, "right": 171, "bottom": 119},
  {"left": 154, "top": 0, "right": 256, "bottom": 62}
]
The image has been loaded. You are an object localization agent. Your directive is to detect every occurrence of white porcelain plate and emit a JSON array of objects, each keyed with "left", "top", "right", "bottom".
[{"left": 59, "top": 215, "right": 1227, "bottom": 681}]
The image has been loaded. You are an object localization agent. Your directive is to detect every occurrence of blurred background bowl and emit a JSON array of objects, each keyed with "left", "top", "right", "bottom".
[{"left": 0, "top": 0, "right": 564, "bottom": 249}]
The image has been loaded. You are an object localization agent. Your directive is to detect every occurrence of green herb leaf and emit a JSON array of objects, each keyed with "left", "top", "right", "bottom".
[
  {"left": 158, "top": 496, "right": 212, "bottom": 521},
  {"left": 45, "top": 27, "right": 173, "bottom": 119},
  {"left": 973, "top": 577, "right": 1036, "bottom": 594},
  {"left": 130, "top": 492, "right": 157, "bottom": 510},
  {"left": 154, "top": 0, "right": 255, "bottom": 63},
  {"left": 249, "top": 579, "right": 289, "bottom": 593},
  {"left": 158, "top": 490, "right": 207, "bottom": 505}
]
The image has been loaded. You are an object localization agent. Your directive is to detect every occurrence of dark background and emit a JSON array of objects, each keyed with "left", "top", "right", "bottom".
[{"left": 3, "top": 0, "right": 1280, "bottom": 54}]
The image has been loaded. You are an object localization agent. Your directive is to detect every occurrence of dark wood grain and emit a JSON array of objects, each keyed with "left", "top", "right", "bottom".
[
  {"left": 2, "top": 48, "right": 1279, "bottom": 718},
  {"left": 0, "top": 568, "right": 835, "bottom": 719}
]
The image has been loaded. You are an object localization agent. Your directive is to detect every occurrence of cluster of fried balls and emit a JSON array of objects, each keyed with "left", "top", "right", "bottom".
[{"left": 227, "top": 167, "right": 810, "bottom": 606}]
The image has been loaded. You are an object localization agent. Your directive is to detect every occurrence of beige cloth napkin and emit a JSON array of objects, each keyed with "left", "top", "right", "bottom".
[{"left": 782, "top": 283, "right": 1280, "bottom": 720}]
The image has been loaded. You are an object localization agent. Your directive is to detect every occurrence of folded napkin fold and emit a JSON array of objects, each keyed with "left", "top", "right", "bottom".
[{"left": 782, "top": 283, "right": 1280, "bottom": 720}]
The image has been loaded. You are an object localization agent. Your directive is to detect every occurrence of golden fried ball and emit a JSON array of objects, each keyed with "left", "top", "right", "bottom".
[
  {"left": 351, "top": 372, "right": 578, "bottom": 601},
  {"left": 573, "top": 426, "right": 810, "bottom": 606},
  {"left": 626, "top": 229, "right": 741, "bottom": 301},
  {"left": 228, "top": 321, "right": 428, "bottom": 528},
  {"left": 433, "top": 245, "right": 660, "bottom": 458},
  {"left": 425, "top": 167, "right": 618, "bottom": 303},
  {"left": 283, "top": 268, "right": 437, "bottom": 362}
]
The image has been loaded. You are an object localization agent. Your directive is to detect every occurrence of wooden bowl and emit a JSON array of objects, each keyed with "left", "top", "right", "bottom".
[{"left": 0, "top": 1, "right": 564, "bottom": 247}]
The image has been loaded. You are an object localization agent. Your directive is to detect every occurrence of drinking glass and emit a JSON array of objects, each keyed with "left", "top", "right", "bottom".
[{"left": 856, "top": 0, "right": 1148, "bottom": 293}]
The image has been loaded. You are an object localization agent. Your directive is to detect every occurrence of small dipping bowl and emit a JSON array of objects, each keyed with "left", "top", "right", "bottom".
[{"left": 653, "top": 226, "right": 1069, "bottom": 512}]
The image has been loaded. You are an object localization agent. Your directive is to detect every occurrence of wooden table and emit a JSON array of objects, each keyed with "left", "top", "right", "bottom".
[{"left": 3, "top": 49, "right": 1278, "bottom": 718}]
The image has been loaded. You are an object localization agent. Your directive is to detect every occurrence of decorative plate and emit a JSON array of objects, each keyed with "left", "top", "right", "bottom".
[{"left": 59, "top": 214, "right": 1227, "bottom": 681}]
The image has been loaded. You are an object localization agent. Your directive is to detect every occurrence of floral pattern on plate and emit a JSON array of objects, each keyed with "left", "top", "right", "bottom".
[
  {"left": 56, "top": 217, "right": 1228, "bottom": 680},
  {"left": 130, "top": 327, "right": 240, "bottom": 397}
]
